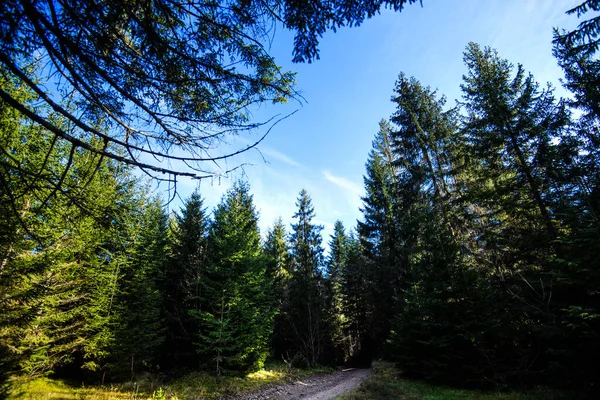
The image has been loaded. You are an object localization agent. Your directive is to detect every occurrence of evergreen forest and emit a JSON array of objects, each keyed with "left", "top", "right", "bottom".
[{"left": 1, "top": 0, "right": 599, "bottom": 398}]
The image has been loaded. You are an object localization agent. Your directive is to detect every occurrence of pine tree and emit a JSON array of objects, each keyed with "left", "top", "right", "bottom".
[
  {"left": 198, "top": 182, "right": 274, "bottom": 374},
  {"left": 337, "top": 229, "right": 370, "bottom": 364},
  {"left": 550, "top": 11, "right": 600, "bottom": 388},
  {"left": 326, "top": 221, "right": 348, "bottom": 362},
  {"left": 263, "top": 218, "right": 292, "bottom": 359},
  {"left": 357, "top": 120, "right": 402, "bottom": 357},
  {"left": 461, "top": 43, "right": 567, "bottom": 249},
  {"left": 286, "top": 189, "right": 331, "bottom": 366},
  {"left": 264, "top": 218, "right": 291, "bottom": 281},
  {"left": 163, "top": 191, "right": 209, "bottom": 369},
  {"left": 110, "top": 196, "right": 168, "bottom": 379},
  {"left": 0, "top": 66, "right": 153, "bottom": 385},
  {"left": 460, "top": 43, "right": 570, "bottom": 335},
  {"left": 2, "top": 162, "right": 131, "bottom": 383}
]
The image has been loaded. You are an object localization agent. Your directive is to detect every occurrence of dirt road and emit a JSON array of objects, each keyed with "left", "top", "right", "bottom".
[{"left": 235, "top": 368, "right": 371, "bottom": 400}]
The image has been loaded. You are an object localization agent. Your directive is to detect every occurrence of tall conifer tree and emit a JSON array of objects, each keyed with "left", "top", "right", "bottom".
[
  {"left": 199, "top": 182, "right": 274, "bottom": 374},
  {"left": 164, "top": 191, "right": 208, "bottom": 369},
  {"left": 357, "top": 121, "right": 401, "bottom": 356},
  {"left": 264, "top": 218, "right": 292, "bottom": 359},
  {"left": 287, "top": 190, "right": 331, "bottom": 365},
  {"left": 326, "top": 221, "right": 348, "bottom": 361}
]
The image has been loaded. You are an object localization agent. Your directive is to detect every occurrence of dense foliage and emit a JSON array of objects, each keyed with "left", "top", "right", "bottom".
[
  {"left": 0, "top": 0, "right": 420, "bottom": 183},
  {"left": 354, "top": 24, "right": 600, "bottom": 393}
]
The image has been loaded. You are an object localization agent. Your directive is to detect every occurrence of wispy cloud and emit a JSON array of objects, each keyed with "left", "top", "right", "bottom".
[
  {"left": 257, "top": 146, "right": 302, "bottom": 168},
  {"left": 322, "top": 170, "right": 363, "bottom": 196},
  {"left": 235, "top": 136, "right": 303, "bottom": 168},
  {"left": 321, "top": 170, "right": 364, "bottom": 228}
]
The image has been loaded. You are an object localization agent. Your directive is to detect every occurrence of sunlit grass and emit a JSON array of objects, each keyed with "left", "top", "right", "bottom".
[
  {"left": 246, "top": 369, "right": 286, "bottom": 381},
  {"left": 9, "top": 362, "right": 333, "bottom": 400},
  {"left": 8, "top": 377, "right": 134, "bottom": 399},
  {"left": 340, "top": 362, "right": 568, "bottom": 400},
  {"left": 163, "top": 362, "right": 333, "bottom": 399}
]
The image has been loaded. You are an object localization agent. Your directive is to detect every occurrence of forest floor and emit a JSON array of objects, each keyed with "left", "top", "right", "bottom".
[
  {"left": 339, "top": 362, "right": 568, "bottom": 400},
  {"left": 7, "top": 363, "right": 336, "bottom": 399},
  {"left": 8, "top": 362, "right": 569, "bottom": 399}
]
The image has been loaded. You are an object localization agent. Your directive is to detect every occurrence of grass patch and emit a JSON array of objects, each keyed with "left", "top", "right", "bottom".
[
  {"left": 8, "top": 377, "right": 134, "bottom": 399},
  {"left": 339, "top": 362, "right": 567, "bottom": 400},
  {"left": 8, "top": 362, "right": 334, "bottom": 400},
  {"left": 164, "top": 363, "right": 333, "bottom": 399}
]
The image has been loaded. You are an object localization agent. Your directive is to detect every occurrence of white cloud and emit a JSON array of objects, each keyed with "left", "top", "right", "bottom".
[
  {"left": 255, "top": 146, "right": 302, "bottom": 168},
  {"left": 234, "top": 136, "right": 303, "bottom": 168},
  {"left": 159, "top": 155, "right": 365, "bottom": 256},
  {"left": 322, "top": 170, "right": 363, "bottom": 197}
]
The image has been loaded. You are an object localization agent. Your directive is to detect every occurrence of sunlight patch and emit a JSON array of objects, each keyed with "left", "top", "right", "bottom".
[{"left": 247, "top": 370, "right": 285, "bottom": 381}]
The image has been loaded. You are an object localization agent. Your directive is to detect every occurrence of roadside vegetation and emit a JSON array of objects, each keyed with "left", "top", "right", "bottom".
[
  {"left": 340, "top": 362, "right": 568, "bottom": 400},
  {"left": 8, "top": 363, "right": 333, "bottom": 400}
]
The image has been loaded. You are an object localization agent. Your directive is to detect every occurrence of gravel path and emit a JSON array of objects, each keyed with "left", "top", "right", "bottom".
[{"left": 233, "top": 368, "right": 371, "bottom": 400}]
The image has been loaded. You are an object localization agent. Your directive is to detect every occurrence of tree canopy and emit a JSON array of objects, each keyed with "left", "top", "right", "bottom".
[{"left": 0, "top": 0, "right": 420, "bottom": 189}]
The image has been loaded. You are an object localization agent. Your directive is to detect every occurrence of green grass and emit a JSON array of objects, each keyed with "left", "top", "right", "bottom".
[
  {"left": 161, "top": 363, "right": 333, "bottom": 399},
  {"left": 339, "top": 362, "right": 566, "bottom": 400},
  {"left": 8, "top": 377, "right": 135, "bottom": 399},
  {"left": 8, "top": 362, "right": 334, "bottom": 400}
]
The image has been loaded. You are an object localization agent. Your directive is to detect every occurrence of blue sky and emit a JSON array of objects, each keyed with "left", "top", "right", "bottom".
[{"left": 172, "top": 0, "right": 583, "bottom": 250}]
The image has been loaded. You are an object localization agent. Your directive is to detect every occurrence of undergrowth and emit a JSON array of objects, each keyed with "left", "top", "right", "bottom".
[
  {"left": 8, "top": 362, "right": 334, "bottom": 400},
  {"left": 340, "top": 362, "right": 569, "bottom": 400}
]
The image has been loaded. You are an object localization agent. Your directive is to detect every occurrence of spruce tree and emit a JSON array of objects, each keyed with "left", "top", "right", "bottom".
[
  {"left": 326, "top": 221, "right": 348, "bottom": 362},
  {"left": 381, "top": 74, "right": 474, "bottom": 383},
  {"left": 263, "top": 218, "right": 292, "bottom": 359},
  {"left": 0, "top": 68, "right": 132, "bottom": 381},
  {"left": 110, "top": 196, "right": 168, "bottom": 379},
  {"left": 460, "top": 42, "right": 569, "bottom": 326},
  {"left": 2, "top": 161, "right": 131, "bottom": 383},
  {"left": 264, "top": 218, "right": 291, "bottom": 281},
  {"left": 357, "top": 121, "right": 401, "bottom": 356},
  {"left": 163, "top": 191, "right": 209, "bottom": 369},
  {"left": 199, "top": 182, "right": 274, "bottom": 374},
  {"left": 338, "top": 231, "right": 370, "bottom": 364},
  {"left": 462, "top": 42, "right": 566, "bottom": 239},
  {"left": 286, "top": 189, "right": 331, "bottom": 366},
  {"left": 370, "top": 71, "right": 522, "bottom": 386},
  {"left": 0, "top": 65, "right": 160, "bottom": 385},
  {"left": 550, "top": 10, "right": 600, "bottom": 387}
]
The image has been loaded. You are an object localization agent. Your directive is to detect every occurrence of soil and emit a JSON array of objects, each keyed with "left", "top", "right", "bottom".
[{"left": 231, "top": 368, "right": 371, "bottom": 400}]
